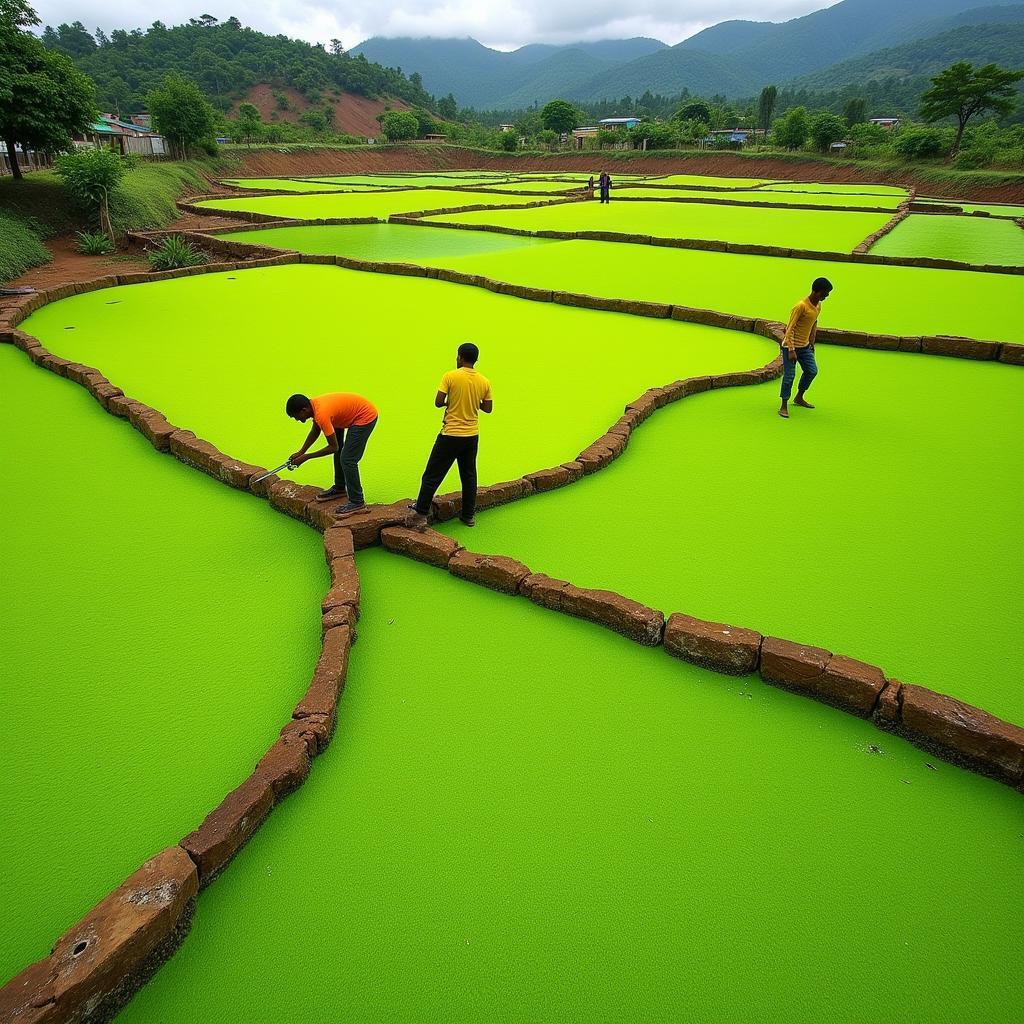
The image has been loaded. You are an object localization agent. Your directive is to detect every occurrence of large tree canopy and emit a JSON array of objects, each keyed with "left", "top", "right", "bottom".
[
  {"left": 147, "top": 72, "right": 216, "bottom": 156},
  {"left": 920, "top": 60, "right": 1024, "bottom": 155},
  {"left": 540, "top": 99, "right": 579, "bottom": 134},
  {"left": 0, "top": 0, "right": 96, "bottom": 178}
]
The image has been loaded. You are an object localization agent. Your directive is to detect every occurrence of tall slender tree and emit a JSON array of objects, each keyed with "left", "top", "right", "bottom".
[{"left": 758, "top": 85, "right": 777, "bottom": 136}]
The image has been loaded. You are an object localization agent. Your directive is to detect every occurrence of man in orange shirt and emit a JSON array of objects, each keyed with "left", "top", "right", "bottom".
[
  {"left": 779, "top": 277, "right": 832, "bottom": 419},
  {"left": 285, "top": 391, "right": 378, "bottom": 515}
]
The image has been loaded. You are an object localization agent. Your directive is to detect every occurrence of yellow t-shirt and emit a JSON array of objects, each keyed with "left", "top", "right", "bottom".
[
  {"left": 439, "top": 367, "right": 492, "bottom": 437},
  {"left": 783, "top": 297, "right": 820, "bottom": 350}
]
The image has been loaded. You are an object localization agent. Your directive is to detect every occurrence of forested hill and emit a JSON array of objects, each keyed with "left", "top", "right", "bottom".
[
  {"left": 39, "top": 16, "right": 438, "bottom": 114},
  {"left": 791, "top": 22, "right": 1024, "bottom": 92}
]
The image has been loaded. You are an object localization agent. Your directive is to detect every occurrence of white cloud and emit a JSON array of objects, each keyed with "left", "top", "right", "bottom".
[{"left": 32, "top": 0, "right": 833, "bottom": 48}]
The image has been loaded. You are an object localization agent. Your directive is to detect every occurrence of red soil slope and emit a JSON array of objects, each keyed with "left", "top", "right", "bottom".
[
  {"left": 230, "top": 145, "right": 1024, "bottom": 203},
  {"left": 231, "top": 85, "right": 410, "bottom": 137}
]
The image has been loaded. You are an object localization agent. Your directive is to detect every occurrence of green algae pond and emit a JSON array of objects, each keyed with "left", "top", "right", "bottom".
[
  {"left": 614, "top": 186, "right": 903, "bottom": 209},
  {"left": 117, "top": 549, "right": 1024, "bottom": 1024},
  {"left": 220, "top": 177, "right": 407, "bottom": 193},
  {"left": 0, "top": 345, "right": 325, "bottom": 984},
  {"left": 425, "top": 200, "right": 891, "bottom": 252},
  {"left": 916, "top": 199, "right": 1024, "bottom": 218},
  {"left": 218, "top": 222, "right": 1024, "bottom": 343},
  {"left": 439, "top": 342, "right": 1024, "bottom": 724},
  {"left": 873, "top": 213, "right": 1024, "bottom": 266},
  {"left": 19, "top": 264, "right": 771, "bottom": 501},
  {"left": 195, "top": 188, "right": 555, "bottom": 220}
]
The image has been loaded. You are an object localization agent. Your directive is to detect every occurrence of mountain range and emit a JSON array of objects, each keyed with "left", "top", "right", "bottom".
[{"left": 352, "top": 0, "right": 1024, "bottom": 109}]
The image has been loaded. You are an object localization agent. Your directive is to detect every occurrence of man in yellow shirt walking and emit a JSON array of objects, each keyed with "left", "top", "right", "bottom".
[
  {"left": 779, "top": 277, "right": 832, "bottom": 419},
  {"left": 407, "top": 342, "right": 493, "bottom": 529}
]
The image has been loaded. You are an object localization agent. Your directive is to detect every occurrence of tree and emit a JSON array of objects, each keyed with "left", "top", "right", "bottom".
[
  {"left": 437, "top": 93, "right": 457, "bottom": 121},
  {"left": 499, "top": 129, "right": 518, "bottom": 152},
  {"left": 674, "top": 100, "right": 711, "bottom": 124},
  {"left": 758, "top": 86, "right": 777, "bottom": 134},
  {"left": 920, "top": 61, "right": 1024, "bottom": 156},
  {"left": 329, "top": 38, "right": 344, "bottom": 57},
  {"left": 843, "top": 97, "right": 867, "bottom": 127},
  {"left": 773, "top": 106, "right": 809, "bottom": 149},
  {"left": 235, "top": 101, "right": 262, "bottom": 145},
  {"left": 808, "top": 111, "right": 847, "bottom": 152},
  {"left": 146, "top": 72, "right": 216, "bottom": 157},
  {"left": 0, "top": 0, "right": 96, "bottom": 179},
  {"left": 377, "top": 110, "right": 418, "bottom": 141},
  {"left": 299, "top": 108, "right": 327, "bottom": 133},
  {"left": 540, "top": 99, "right": 579, "bottom": 134},
  {"left": 55, "top": 146, "right": 125, "bottom": 239},
  {"left": 892, "top": 125, "right": 948, "bottom": 160}
]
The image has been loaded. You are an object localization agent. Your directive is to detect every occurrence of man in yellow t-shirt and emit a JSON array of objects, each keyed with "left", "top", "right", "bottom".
[
  {"left": 779, "top": 276, "right": 832, "bottom": 419},
  {"left": 408, "top": 342, "right": 493, "bottom": 528}
]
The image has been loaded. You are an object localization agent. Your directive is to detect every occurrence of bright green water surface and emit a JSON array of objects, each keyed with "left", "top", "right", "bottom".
[
  {"left": 426, "top": 201, "right": 890, "bottom": 252},
  {"left": 304, "top": 174, "right": 513, "bottom": 188},
  {"left": 441, "top": 343, "right": 1024, "bottom": 723},
  {"left": 195, "top": 189, "right": 553, "bottom": 220},
  {"left": 0, "top": 345, "right": 325, "bottom": 984},
  {"left": 759, "top": 182, "right": 909, "bottom": 196},
  {"left": 874, "top": 214, "right": 1024, "bottom": 266},
  {"left": 223, "top": 223, "right": 1024, "bottom": 342},
  {"left": 613, "top": 187, "right": 903, "bottom": 209},
  {"left": 646, "top": 173, "right": 781, "bottom": 187},
  {"left": 473, "top": 179, "right": 584, "bottom": 192},
  {"left": 118, "top": 549, "right": 1024, "bottom": 1023},
  {"left": 21, "top": 265, "right": 770, "bottom": 500}
]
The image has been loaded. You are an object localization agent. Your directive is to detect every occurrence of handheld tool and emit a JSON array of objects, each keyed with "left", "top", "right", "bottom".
[{"left": 252, "top": 459, "right": 296, "bottom": 484}]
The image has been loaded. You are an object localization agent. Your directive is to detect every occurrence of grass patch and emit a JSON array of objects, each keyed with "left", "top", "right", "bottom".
[
  {"left": 108, "top": 163, "right": 207, "bottom": 234},
  {"left": 0, "top": 211, "right": 51, "bottom": 283}
]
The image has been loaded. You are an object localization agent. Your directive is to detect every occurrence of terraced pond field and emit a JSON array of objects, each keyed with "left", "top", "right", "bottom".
[
  {"left": 874, "top": 213, "right": 1024, "bottom": 266},
  {"left": 5, "top": 167, "right": 1022, "bottom": 1024}
]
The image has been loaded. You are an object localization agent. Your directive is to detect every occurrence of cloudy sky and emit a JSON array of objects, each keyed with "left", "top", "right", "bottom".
[{"left": 33, "top": 0, "right": 834, "bottom": 49}]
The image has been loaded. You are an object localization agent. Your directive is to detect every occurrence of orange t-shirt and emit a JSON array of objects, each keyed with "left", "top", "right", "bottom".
[{"left": 310, "top": 393, "right": 378, "bottom": 437}]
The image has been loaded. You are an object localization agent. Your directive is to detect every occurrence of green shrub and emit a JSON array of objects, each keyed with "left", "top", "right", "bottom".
[
  {"left": 75, "top": 230, "right": 114, "bottom": 255},
  {"left": 55, "top": 148, "right": 127, "bottom": 238},
  {"left": 147, "top": 234, "right": 206, "bottom": 271},
  {"left": 892, "top": 126, "right": 948, "bottom": 160},
  {"left": 0, "top": 212, "right": 51, "bottom": 284}
]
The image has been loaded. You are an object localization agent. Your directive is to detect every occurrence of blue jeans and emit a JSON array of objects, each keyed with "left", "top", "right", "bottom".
[{"left": 780, "top": 346, "right": 818, "bottom": 400}]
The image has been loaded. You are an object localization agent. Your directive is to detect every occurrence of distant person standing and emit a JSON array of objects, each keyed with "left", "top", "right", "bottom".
[
  {"left": 407, "top": 342, "right": 493, "bottom": 529},
  {"left": 598, "top": 170, "right": 612, "bottom": 204},
  {"left": 778, "top": 277, "right": 832, "bottom": 419},
  {"left": 284, "top": 391, "right": 378, "bottom": 514},
  {"left": 587, "top": 174, "right": 596, "bottom": 199}
]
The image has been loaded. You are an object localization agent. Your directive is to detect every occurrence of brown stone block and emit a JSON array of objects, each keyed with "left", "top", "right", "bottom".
[
  {"left": 449, "top": 550, "right": 531, "bottom": 593},
  {"left": 253, "top": 734, "right": 311, "bottom": 798},
  {"left": 323, "top": 525, "right": 355, "bottom": 562},
  {"left": 576, "top": 444, "right": 614, "bottom": 474},
  {"left": 436, "top": 268, "right": 476, "bottom": 285},
  {"left": 299, "top": 252, "right": 336, "bottom": 265},
  {"left": 382, "top": 526, "right": 460, "bottom": 567},
  {"left": 760, "top": 636, "right": 831, "bottom": 688},
  {"left": 898, "top": 336, "right": 923, "bottom": 353},
  {"left": 900, "top": 684, "right": 1024, "bottom": 783},
  {"left": 215, "top": 456, "right": 262, "bottom": 489},
  {"left": 478, "top": 477, "right": 534, "bottom": 509},
  {"left": 12, "top": 330, "right": 42, "bottom": 352},
  {"left": 605, "top": 417, "right": 632, "bottom": 439},
  {"left": 998, "top": 343, "right": 1024, "bottom": 365},
  {"left": 874, "top": 678, "right": 903, "bottom": 730},
  {"left": 311, "top": 499, "right": 411, "bottom": 544},
  {"left": 921, "top": 335, "right": 999, "bottom": 361},
  {"left": 524, "top": 464, "right": 577, "bottom": 492},
  {"left": 323, "top": 556, "right": 360, "bottom": 615},
  {"left": 294, "top": 624, "right": 352, "bottom": 722},
  {"left": 497, "top": 281, "right": 553, "bottom": 302},
  {"left": 431, "top": 490, "right": 462, "bottom": 521},
  {"left": 128, "top": 404, "right": 176, "bottom": 451},
  {"left": 818, "top": 329, "right": 870, "bottom": 349},
  {"left": 322, "top": 604, "right": 358, "bottom": 632},
  {"left": 863, "top": 334, "right": 901, "bottom": 352},
  {"left": 0, "top": 848, "right": 197, "bottom": 1024},
  {"left": 181, "top": 774, "right": 273, "bottom": 883},
  {"left": 107, "top": 394, "right": 140, "bottom": 418},
  {"left": 90, "top": 381, "right": 124, "bottom": 410},
  {"left": 560, "top": 585, "right": 665, "bottom": 646},
  {"left": 280, "top": 714, "right": 333, "bottom": 756},
  {"left": 169, "top": 430, "right": 221, "bottom": 475},
  {"left": 712, "top": 369, "right": 761, "bottom": 389},
  {"left": 519, "top": 573, "right": 570, "bottom": 610},
  {"left": 817, "top": 654, "right": 887, "bottom": 717},
  {"left": 39, "top": 352, "right": 73, "bottom": 376},
  {"left": 268, "top": 478, "right": 321, "bottom": 521},
  {"left": 664, "top": 613, "right": 761, "bottom": 675},
  {"left": 624, "top": 391, "right": 659, "bottom": 421}
]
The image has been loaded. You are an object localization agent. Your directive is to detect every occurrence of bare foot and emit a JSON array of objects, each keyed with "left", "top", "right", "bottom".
[
  {"left": 794, "top": 397, "right": 815, "bottom": 409},
  {"left": 778, "top": 405, "right": 789, "bottom": 418}
]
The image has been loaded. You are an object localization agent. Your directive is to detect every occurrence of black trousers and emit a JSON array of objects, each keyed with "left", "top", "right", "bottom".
[{"left": 414, "top": 434, "right": 479, "bottom": 518}]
